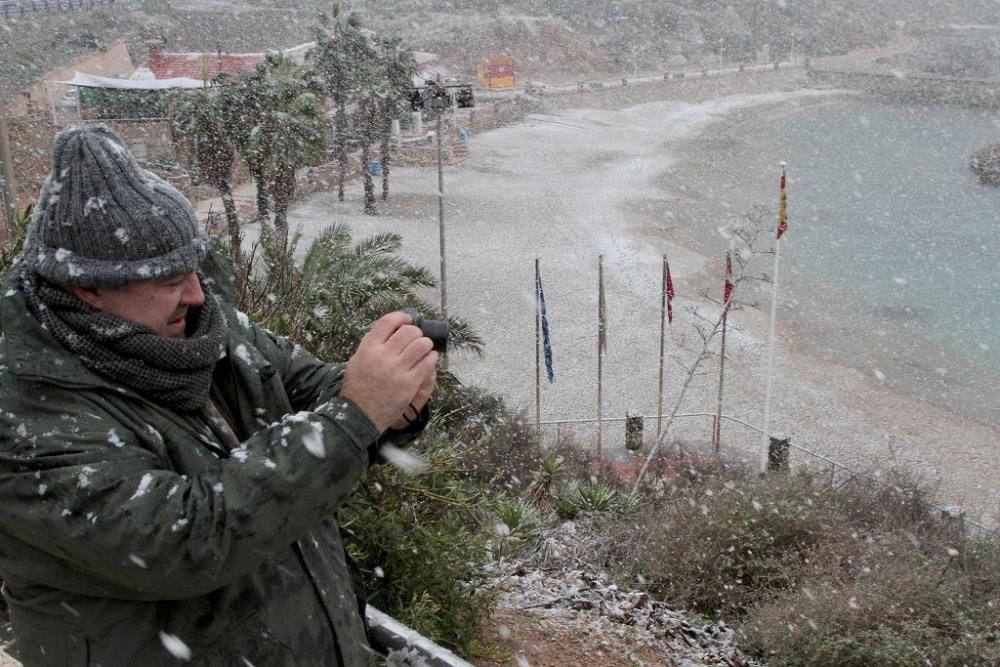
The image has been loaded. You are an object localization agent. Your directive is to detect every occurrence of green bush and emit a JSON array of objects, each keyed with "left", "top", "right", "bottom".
[
  {"left": 747, "top": 533, "right": 1000, "bottom": 666},
  {"left": 426, "top": 381, "right": 543, "bottom": 489},
  {"left": 0, "top": 205, "right": 30, "bottom": 280},
  {"left": 341, "top": 435, "right": 497, "bottom": 652},
  {"left": 555, "top": 479, "right": 639, "bottom": 519},
  {"left": 636, "top": 476, "right": 839, "bottom": 617},
  {"left": 488, "top": 496, "right": 543, "bottom": 561}
]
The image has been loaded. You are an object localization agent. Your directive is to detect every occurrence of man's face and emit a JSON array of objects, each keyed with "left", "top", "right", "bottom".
[{"left": 72, "top": 271, "right": 205, "bottom": 338}]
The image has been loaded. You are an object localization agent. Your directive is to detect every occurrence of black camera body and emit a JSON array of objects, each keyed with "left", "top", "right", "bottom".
[{"left": 402, "top": 309, "right": 448, "bottom": 354}]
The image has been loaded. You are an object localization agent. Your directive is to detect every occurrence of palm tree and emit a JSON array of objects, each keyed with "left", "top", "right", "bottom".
[
  {"left": 235, "top": 54, "right": 326, "bottom": 246},
  {"left": 375, "top": 36, "right": 417, "bottom": 202},
  {"left": 354, "top": 49, "right": 384, "bottom": 216},
  {"left": 237, "top": 222, "right": 483, "bottom": 362},
  {"left": 216, "top": 71, "right": 272, "bottom": 223},
  {"left": 310, "top": 3, "right": 369, "bottom": 202},
  {"left": 168, "top": 88, "right": 241, "bottom": 251}
]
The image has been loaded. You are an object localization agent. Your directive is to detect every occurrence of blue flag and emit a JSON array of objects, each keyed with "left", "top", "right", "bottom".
[{"left": 537, "top": 269, "right": 555, "bottom": 383}]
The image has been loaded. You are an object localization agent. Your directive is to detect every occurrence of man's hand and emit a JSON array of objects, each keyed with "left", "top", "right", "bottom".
[
  {"left": 388, "top": 362, "right": 436, "bottom": 431},
  {"left": 340, "top": 312, "right": 438, "bottom": 433}
]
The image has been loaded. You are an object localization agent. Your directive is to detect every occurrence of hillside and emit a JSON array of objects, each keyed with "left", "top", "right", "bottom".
[{"left": 4, "top": 0, "right": 998, "bottom": 105}]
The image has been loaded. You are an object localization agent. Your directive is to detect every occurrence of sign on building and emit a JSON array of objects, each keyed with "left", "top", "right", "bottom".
[{"left": 476, "top": 58, "right": 515, "bottom": 90}]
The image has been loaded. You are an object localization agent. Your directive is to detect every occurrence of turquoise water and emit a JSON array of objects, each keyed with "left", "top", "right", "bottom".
[{"left": 679, "top": 97, "right": 1000, "bottom": 427}]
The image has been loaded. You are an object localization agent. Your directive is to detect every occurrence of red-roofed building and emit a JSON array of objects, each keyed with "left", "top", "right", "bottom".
[{"left": 146, "top": 42, "right": 315, "bottom": 81}]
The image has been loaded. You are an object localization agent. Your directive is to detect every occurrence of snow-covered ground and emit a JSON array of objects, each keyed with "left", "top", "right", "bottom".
[{"left": 254, "top": 84, "right": 1000, "bottom": 529}]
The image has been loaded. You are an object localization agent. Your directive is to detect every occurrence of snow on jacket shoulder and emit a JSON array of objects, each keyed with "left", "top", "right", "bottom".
[{"left": 0, "top": 253, "right": 388, "bottom": 666}]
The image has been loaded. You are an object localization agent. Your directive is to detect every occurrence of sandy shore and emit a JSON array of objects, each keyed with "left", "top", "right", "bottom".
[{"left": 268, "top": 68, "right": 999, "bottom": 528}]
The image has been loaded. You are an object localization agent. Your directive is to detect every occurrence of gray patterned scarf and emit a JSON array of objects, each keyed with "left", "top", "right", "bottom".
[{"left": 21, "top": 269, "right": 227, "bottom": 412}]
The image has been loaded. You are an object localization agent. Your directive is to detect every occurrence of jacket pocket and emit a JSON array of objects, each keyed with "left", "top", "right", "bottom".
[
  {"left": 188, "top": 612, "right": 295, "bottom": 667},
  {"left": 14, "top": 630, "right": 88, "bottom": 667}
]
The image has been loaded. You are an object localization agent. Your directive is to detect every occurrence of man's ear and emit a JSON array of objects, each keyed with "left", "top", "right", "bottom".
[{"left": 71, "top": 286, "right": 102, "bottom": 309}]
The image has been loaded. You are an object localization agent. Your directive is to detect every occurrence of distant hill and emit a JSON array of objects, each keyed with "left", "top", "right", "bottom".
[{"left": 2, "top": 0, "right": 998, "bottom": 104}]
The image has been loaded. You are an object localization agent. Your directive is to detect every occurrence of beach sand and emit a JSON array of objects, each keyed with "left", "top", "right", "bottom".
[{"left": 267, "top": 67, "right": 999, "bottom": 528}]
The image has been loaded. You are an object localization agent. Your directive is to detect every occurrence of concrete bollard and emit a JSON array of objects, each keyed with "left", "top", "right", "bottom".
[
  {"left": 625, "top": 413, "right": 643, "bottom": 451},
  {"left": 767, "top": 436, "right": 790, "bottom": 472}
]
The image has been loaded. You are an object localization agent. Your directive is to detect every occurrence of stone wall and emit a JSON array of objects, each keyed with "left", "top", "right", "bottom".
[{"left": 808, "top": 69, "right": 1000, "bottom": 108}]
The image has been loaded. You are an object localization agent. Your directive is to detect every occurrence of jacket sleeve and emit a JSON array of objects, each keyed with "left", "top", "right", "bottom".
[
  {"left": 244, "top": 317, "right": 430, "bottom": 450},
  {"left": 0, "top": 383, "right": 380, "bottom": 602}
]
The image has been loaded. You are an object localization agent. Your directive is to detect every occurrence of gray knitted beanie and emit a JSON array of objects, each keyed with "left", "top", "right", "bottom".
[{"left": 24, "top": 124, "right": 207, "bottom": 288}]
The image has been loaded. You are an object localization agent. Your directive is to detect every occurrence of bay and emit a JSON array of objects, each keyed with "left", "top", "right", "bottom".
[{"left": 670, "top": 95, "right": 1000, "bottom": 428}]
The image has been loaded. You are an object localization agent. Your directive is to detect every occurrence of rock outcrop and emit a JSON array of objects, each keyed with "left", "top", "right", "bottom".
[{"left": 970, "top": 144, "right": 1000, "bottom": 185}]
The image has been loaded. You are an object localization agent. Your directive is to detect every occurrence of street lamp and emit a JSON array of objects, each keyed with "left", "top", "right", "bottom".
[{"left": 429, "top": 86, "right": 450, "bottom": 366}]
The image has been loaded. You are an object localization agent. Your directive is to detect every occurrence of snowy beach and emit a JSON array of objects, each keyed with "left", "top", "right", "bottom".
[{"left": 263, "top": 75, "right": 1000, "bottom": 528}]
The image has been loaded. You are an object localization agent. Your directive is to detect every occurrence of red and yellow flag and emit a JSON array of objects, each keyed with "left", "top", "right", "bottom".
[
  {"left": 777, "top": 164, "right": 788, "bottom": 240},
  {"left": 723, "top": 252, "right": 734, "bottom": 306}
]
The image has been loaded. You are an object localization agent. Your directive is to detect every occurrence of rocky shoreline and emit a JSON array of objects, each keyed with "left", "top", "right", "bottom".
[{"left": 970, "top": 144, "right": 1000, "bottom": 185}]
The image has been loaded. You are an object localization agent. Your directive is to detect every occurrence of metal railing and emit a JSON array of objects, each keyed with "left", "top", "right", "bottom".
[
  {"left": 533, "top": 411, "right": 993, "bottom": 534},
  {"left": 1, "top": 0, "right": 121, "bottom": 19}
]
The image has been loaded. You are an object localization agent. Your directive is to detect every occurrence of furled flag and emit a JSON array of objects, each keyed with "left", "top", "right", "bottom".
[
  {"left": 598, "top": 255, "right": 607, "bottom": 353},
  {"left": 777, "top": 163, "right": 788, "bottom": 239},
  {"left": 664, "top": 256, "right": 676, "bottom": 325},
  {"left": 723, "top": 251, "right": 734, "bottom": 307},
  {"left": 537, "top": 268, "right": 555, "bottom": 383}
]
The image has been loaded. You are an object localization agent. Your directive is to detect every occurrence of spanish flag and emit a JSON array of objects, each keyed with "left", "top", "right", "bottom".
[
  {"left": 723, "top": 251, "right": 734, "bottom": 306},
  {"left": 777, "top": 164, "right": 788, "bottom": 240}
]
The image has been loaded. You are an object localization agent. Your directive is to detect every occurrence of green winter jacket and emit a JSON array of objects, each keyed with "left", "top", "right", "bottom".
[{"left": 0, "top": 255, "right": 417, "bottom": 666}]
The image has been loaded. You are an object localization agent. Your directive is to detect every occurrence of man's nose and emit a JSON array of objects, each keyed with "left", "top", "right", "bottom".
[{"left": 181, "top": 271, "right": 205, "bottom": 307}]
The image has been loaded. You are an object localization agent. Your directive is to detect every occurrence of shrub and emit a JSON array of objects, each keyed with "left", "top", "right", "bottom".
[
  {"left": 0, "top": 205, "right": 30, "bottom": 280},
  {"left": 555, "top": 480, "right": 639, "bottom": 519},
  {"left": 627, "top": 455, "right": 843, "bottom": 618},
  {"left": 341, "top": 435, "right": 497, "bottom": 653},
  {"left": 426, "top": 381, "right": 543, "bottom": 489},
  {"left": 488, "top": 496, "right": 543, "bottom": 561},
  {"left": 746, "top": 533, "right": 1000, "bottom": 666}
]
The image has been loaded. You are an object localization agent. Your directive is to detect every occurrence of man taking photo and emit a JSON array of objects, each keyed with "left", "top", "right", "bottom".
[{"left": 0, "top": 124, "right": 437, "bottom": 665}]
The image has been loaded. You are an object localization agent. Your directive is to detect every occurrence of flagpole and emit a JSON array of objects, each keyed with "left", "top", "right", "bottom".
[
  {"left": 760, "top": 162, "right": 788, "bottom": 475},
  {"left": 597, "top": 254, "right": 604, "bottom": 461},
  {"left": 535, "top": 258, "right": 542, "bottom": 432},
  {"left": 714, "top": 252, "right": 732, "bottom": 453},
  {"left": 657, "top": 255, "right": 667, "bottom": 436}
]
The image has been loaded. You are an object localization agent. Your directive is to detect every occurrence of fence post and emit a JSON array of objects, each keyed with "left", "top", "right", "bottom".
[{"left": 767, "top": 436, "right": 789, "bottom": 472}]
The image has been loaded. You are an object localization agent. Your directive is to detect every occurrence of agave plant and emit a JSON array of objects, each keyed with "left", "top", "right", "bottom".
[
  {"left": 234, "top": 222, "right": 483, "bottom": 362},
  {"left": 526, "top": 453, "right": 566, "bottom": 510},
  {"left": 489, "top": 496, "right": 543, "bottom": 561},
  {"left": 555, "top": 480, "right": 638, "bottom": 519}
]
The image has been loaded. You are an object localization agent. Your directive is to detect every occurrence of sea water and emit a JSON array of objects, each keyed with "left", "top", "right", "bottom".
[{"left": 676, "top": 96, "right": 1000, "bottom": 429}]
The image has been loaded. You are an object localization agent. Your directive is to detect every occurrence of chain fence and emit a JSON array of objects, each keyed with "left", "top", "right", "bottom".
[{"left": 530, "top": 410, "right": 992, "bottom": 535}]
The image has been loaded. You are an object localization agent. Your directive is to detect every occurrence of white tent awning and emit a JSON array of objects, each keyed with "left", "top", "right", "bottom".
[{"left": 53, "top": 72, "right": 207, "bottom": 91}]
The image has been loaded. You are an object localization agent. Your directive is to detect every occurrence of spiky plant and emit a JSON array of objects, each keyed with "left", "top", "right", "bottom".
[
  {"left": 234, "top": 222, "right": 483, "bottom": 362},
  {"left": 489, "top": 496, "right": 543, "bottom": 561},
  {"left": 526, "top": 453, "right": 566, "bottom": 510},
  {"left": 0, "top": 205, "right": 30, "bottom": 278}
]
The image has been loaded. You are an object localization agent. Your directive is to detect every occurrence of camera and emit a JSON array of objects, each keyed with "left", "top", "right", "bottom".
[{"left": 402, "top": 308, "right": 448, "bottom": 354}]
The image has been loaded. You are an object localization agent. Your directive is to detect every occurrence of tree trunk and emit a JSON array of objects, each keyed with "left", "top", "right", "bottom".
[
  {"left": 380, "top": 110, "right": 392, "bottom": 201},
  {"left": 249, "top": 163, "right": 270, "bottom": 222},
  {"left": 361, "top": 119, "right": 376, "bottom": 216},
  {"left": 357, "top": 102, "right": 376, "bottom": 216},
  {"left": 335, "top": 101, "right": 348, "bottom": 202},
  {"left": 219, "top": 184, "right": 241, "bottom": 254},
  {"left": 270, "top": 167, "right": 295, "bottom": 248}
]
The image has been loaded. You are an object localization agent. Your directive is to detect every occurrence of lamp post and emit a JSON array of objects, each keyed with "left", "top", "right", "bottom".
[
  {"left": 0, "top": 105, "right": 17, "bottom": 242},
  {"left": 429, "top": 86, "right": 450, "bottom": 368}
]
